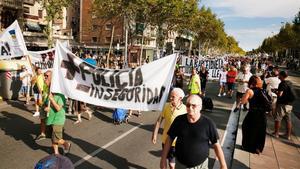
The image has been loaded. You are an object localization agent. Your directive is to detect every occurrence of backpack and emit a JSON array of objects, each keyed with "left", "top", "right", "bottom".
[
  {"left": 112, "top": 108, "right": 128, "bottom": 124},
  {"left": 202, "top": 96, "right": 214, "bottom": 110},
  {"left": 260, "top": 89, "right": 272, "bottom": 112}
]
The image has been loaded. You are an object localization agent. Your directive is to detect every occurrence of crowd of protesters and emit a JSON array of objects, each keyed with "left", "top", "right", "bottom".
[{"left": 15, "top": 52, "right": 297, "bottom": 168}]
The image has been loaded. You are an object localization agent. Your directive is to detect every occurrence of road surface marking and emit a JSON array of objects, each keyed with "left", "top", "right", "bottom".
[
  {"left": 74, "top": 124, "right": 142, "bottom": 167},
  {"left": 213, "top": 102, "right": 240, "bottom": 169}
]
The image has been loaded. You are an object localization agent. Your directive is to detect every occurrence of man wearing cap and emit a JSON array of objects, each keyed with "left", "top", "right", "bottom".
[
  {"left": 152, "top": 88, "right": 186, "bottom": 169},
  {"left": 160, "top": 95, "right": 227, "bottom": 169}
]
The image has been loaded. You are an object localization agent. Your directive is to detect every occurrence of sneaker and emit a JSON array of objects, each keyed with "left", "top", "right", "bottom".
[
  {"left": 86, "top": 110, "right": 93, "bottom": 120},
  {"left": 223, "top": 93, "right": 226, "bottom": 96},
  {"left": 35, "top": 134, "right": 46, "bottom": 141},
  {"left": 74, "top": 120, "right": 82, "bottom": 124},
  {"left": 33, "top": 112, "right": 40, "bottom": 117},
  {"left": 63, "top": 142, "right": 72, "bottom": 155},
  {"left": 233, "top": 108, "right": 239, "bottom": 113},
  {"left": 218, "top": 94, "right": 221, "bottom": 97}
]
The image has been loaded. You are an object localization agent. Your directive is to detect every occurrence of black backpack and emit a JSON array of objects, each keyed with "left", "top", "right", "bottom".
[{"left": 260, "top": 89, "right": 272, "bottom": 112}]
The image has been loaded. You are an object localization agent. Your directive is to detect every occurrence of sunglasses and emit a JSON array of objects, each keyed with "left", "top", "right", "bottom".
[{"left": 186, "top": 103, "right": 199, "bottom": 109}]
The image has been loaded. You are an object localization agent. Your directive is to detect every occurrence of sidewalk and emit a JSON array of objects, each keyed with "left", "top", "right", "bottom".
[{"left": 232, "top": 70, "right": 300, "bottom": 169}]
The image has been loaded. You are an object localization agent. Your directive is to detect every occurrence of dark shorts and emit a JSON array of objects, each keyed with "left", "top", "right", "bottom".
[
  {"left": 227, "top": 83, "right": 235, "bottom": 90},
  {"left": 162, "top": 144, "right": 176, "bottom": 164},
  {"left": 236, "top": 92, "right": 244, "bottom": 100},
  {"left": 52, "top": 125, "right": 63, "bottom": 143}
]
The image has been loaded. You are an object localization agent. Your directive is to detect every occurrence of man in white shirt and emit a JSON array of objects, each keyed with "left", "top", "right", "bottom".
[
  {"left": 265, "top": 71, "right": 281, "bottom": 114},
  {"left": 218, "top": 67, "right": 227, "bottom": 97},
  {"left": 19, "top": 66, "right": 32, "bottom": 104},
  {"left": 234, "top": 66, "right": 252, "bottom": 112}
]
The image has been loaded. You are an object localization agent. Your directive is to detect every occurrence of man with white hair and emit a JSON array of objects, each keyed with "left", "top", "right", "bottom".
[
  {"left": 152, "top": 88, "right": 186, "bottom": 169},
  {"left": 234, "top": 65, "right": 252, "bottom": 112},
  {"left": 160, "top": 95, "right": 227, "bottom": 169}
]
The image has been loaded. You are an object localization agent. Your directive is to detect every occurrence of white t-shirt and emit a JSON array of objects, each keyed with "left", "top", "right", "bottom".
[
  {"left": 236, "top": 72, "right": 252, "bottom": 93},
  {"left": 20, "top": 71, "right": 31, "bottom": 86},
  {"left": 265, "top": 77, "right": 280, "bottom": 89},
  {"left": 219, "top": 71, "right": 227, "bottom": 82},
  {"left": 265, "top": 77, "right": 281, "bottom": 97}
]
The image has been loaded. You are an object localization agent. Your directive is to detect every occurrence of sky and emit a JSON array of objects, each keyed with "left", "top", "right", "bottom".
[{"left": 200, "top": 0, "right": 300, "bottom": 51}]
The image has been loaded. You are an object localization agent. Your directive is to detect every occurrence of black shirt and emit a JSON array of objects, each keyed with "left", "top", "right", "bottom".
[
  {"left": 277, "top": 80, "right": 290, "bottom": 104},
  {"left": 168, "top": 114, "right": 219, "bottom": 167}
]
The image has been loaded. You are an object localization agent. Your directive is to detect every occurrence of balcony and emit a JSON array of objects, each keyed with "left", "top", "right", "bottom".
[
  {"left": 24, "top": 0, "right": 35, "bottom": 5},
  {"left": 0, "top": 0, "right": 23, "bottom": 9}
]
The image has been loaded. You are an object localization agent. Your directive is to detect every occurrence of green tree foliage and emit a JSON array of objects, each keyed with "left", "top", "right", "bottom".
[
  {"left": 38, "top": 0, "right": 73, "bottom": 47},
  {"left": 256, "top": 9, "right": 300, "bottom": 55},
  {"left": 92, "top": 0, "right": 243, "bottom": 55},
  {"left": 190, "top": 6, "right": 244, "bottom": 55}
]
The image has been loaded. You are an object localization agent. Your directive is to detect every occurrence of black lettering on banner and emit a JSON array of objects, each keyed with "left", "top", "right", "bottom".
[
  {"left": 129, "top": 69, "right": 134, "bottom": 86},
  {"left": 159, "top": 86, "right": 166, "bottom": 102},
  {"left": 115, "top": 70, "right": 129, "bottom": 89},
  {"left": 142, "top": 86, "right": 146, "bottom": 102},
  {"left": 79, "top": 62, "right": 93, "bottom": 81},
  {"left": 61, "top": 53, "right": 80, "bottom": 80},
  {"left": 92, "top": 69, "right": 105, "bottom": 85},
  {"left": 134, "top": 68, "right": 143, "bottom": 86},
  {"left": 76, "top": 84, "right": 90, "bottom": 93},
  {"left": 1, "top": 45, "right": 10, "bottom": 55},
  {"left": 118, "top": 88, "right": 127, "bottom": 101},
  {"left": 94, "top": 86, "right": 104, "bottom": 99},
  {"left": 126, "top": 88, "right": 134, "bottom": 101},
  {"left": 111, "top": 89, "right": 121, "bottom": 101},
  {"left": 152, "top": 88, "right": 159, "bottom": 104},
  {"left": 109, "top": 70, "right": 120, "bottom": 88},
  {"left": 100, "top": 70, "right": 110, "bottom": 87},
  {"left": 211, "top": 69, "right": 220, "bottom": 78},
  {"left": 104, "top": 88, "right": 113, "bottom": 100},
  {"left": 147, "top": 88, "right": 154, "bottom": 104},
  {"left": 134, "top": 87, "right": 141, "bottom": 102}
]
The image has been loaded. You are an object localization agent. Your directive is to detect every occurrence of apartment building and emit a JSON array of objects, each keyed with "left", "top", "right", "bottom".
[{"left": 0, "top": 0, "right": 23, "bottom": 30}]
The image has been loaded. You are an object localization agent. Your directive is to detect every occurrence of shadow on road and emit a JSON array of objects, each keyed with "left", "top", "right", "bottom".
[
  {"left": 64, "top": 133, "right": 147, "bottom": 169},
  {"left": 0, "top": 111, "right": 50, "bottom": 153}
]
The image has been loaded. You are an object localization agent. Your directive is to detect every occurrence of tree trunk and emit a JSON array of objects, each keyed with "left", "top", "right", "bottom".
[
  {"left": 198, "top": 41, "right": 201, "bottom": 57},
  {"left": 107, "top": 25, "right": 115, "bottom": 68},
  {"left": 47, "top": 20, "right": 53, "bottom": 48},
  {"left": 139, "top": 29, "right": 145, "bottom": 66},
  {"left": 188, "top": 40, "right": 193, "bottom": 57}
]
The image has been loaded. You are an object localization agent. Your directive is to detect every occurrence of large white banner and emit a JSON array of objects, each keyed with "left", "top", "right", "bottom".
[
  {"left": 181, "top": 56, "right": 224, "bottom": 80},
  {"left": 0, "top": 20, "right": 28, "bottom": 59},
  {"left": 51, "top": 42, "right": 177, "bottom": 111},
  {"left": 29, "top": 48, "right": 55, "bottom": 71}
]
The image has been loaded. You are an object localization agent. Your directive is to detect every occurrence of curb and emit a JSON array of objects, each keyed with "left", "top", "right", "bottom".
[{"left": 231, "top": 110, "right": 250, "bottom": 169}]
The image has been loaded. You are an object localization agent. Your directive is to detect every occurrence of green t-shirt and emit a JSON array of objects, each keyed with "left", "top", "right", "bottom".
[{"left": 46, "top": 93, "right": 66, "bottom": 126}]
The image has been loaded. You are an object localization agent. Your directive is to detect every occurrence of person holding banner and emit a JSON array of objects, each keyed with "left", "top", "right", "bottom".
[
  {"left": 188, "top": 68, "right": 201, "bottom": 96},
  {"left": 43, "top": 70, "right": 71, "bottom": 154},
  {"left": 152, "top": 88, "right": 186, "bottom": 169},
  {"left": 19, "top": 65, "right": 32, "bottom": 104},
  {"left": 32, "top": 67, "right": 44, "bottom": 117}
]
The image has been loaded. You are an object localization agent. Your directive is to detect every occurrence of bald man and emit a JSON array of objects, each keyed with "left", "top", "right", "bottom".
[{"left": 160, "top": 95, "right": 227, "bottom": 169}]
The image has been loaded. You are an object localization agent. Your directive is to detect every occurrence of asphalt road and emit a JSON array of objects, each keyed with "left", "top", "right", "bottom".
[{"left": 0, "top": 81, "right": 234, "bottom": 169}]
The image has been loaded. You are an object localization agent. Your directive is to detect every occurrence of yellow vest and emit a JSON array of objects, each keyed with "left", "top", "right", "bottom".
[{"left": 188, "top": 75, "right": 201, "bottom": 94}]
